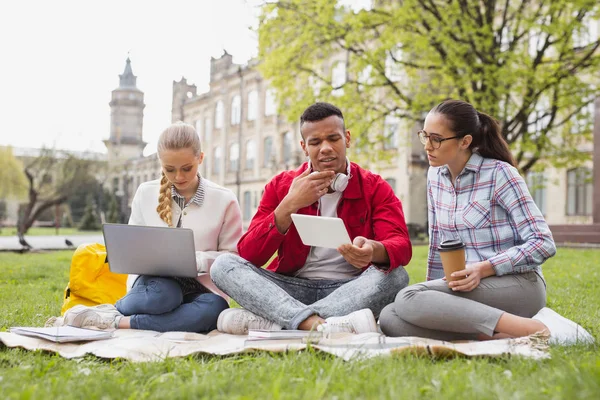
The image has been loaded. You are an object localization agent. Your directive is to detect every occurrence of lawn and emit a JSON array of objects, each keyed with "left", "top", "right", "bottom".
[
  {"left": 0, "top": 247, "right": 598, "bottom": 399},
  {"left": 0, "top": 227, "right": 102, "bottom": 237}
]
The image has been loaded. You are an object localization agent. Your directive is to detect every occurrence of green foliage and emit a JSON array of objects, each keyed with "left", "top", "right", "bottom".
[
  {"left": 106, "top": 193, "right": 120, "bottom": 223},
  {"left": 78, "top": 195, "right": 101, "bottom": 231},
  {"left": 66, "top": 175, "right": 105, "bottom": 223},
  {"left": 0, "top": 201, "right": 6, "bottom": 232},
  {"left": 0, "top": 247, "right": 599, "bottom": 398},
  {"left": 258, "top": 0, "right": 600, "bottom": 171},
  {"left": 0, "top": 146, "right": 27, "bottom": 199}
]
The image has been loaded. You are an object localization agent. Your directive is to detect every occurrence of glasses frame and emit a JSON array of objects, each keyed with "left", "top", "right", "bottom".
[{"left": 417, "top": 130, "right": 460, "bottom": 149}]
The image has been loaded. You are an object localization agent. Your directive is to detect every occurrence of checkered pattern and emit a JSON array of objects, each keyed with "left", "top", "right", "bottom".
[
  {"left": 426, "top": 153, "right": 556, "bottom": 280},
  {"left": 172, "top": 174, "right": 206, "bottom": 211}
]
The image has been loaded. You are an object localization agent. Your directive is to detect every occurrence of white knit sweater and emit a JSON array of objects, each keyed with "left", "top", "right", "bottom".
[{"left": 126, "top": 178, "right": 243, "bottom": 289}]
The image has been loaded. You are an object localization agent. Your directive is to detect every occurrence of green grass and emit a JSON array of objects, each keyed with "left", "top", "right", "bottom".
[
  {"left": 1, "top": 247, "right": 599, "bottom": 399},
  {"left": 0, "top": 227, "right": 101, "bottom": 237}
]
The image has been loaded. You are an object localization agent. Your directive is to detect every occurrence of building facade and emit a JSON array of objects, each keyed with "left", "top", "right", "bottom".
[{"left": 105, "top": 54, "right": 597, "bottom": 234}]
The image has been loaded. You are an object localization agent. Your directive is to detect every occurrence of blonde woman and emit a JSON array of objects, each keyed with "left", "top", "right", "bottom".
[{"left": 55, "top": 122, "right": 243, "bottom": 332}]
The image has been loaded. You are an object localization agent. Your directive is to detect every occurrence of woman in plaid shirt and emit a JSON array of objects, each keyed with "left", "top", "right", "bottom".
[{"left": 379, "top": 100, "right": 593, "bottom": 345}]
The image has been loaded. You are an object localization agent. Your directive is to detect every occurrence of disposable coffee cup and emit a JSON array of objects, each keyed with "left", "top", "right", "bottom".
[{"left": 438, "top": 239, "right": 466, "bottom": 283}]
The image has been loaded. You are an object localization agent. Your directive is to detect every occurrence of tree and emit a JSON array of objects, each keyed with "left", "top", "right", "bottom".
[
  {"left": 258, "top": 0, "right": 600, "bottom": 171},
  {"left": 0, "top": 200, "right": 6, "bottom": 233},
  {"left": 79, "top": 195, "right": 101, "bottom": 231},
  {"left": 66, "top": 175, "right": 105, "bottom": 223},
  {"left": 0, "top": 146, "right": 27, "bottom": 199},
  {"left": 17, "top": 148, "right": 101, "bottom": 246},
  {"left": 106, "top": 193, "right": 121, "bottom": 223}
]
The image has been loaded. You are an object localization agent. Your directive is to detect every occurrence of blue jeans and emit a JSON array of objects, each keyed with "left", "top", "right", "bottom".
[
  {"left": 115, "top": 276, "right": 229, "bottom": 333},
  {"left": 210, "top": 253, "right": 409, "bottom": 329}
]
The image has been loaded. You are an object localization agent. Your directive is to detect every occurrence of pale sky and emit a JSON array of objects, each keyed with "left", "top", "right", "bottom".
[
  {"left": 0, "top": 0, "right": 370, "bottom": 157},
  {"left": 0, "top": 0, "right": 262, "bottom": 156}
]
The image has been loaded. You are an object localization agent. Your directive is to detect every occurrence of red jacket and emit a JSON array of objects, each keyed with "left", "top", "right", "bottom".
[{"left": 238, "top": 162, "right": 412, "bottom": 275}]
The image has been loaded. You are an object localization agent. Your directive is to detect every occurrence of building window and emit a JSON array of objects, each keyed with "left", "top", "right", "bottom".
[
  {"left": 573, "top": 15, "right": 599, "bottom": 48},
  {"left": 204, "top": 117, "right": 212, "bottom": 142},
  {"left": 282, "top": 131, "right": 293, "bottom": 164},
  {"left": 358, "top": 65, "right": 373, "bottom": 89},
  {"left": 247, "top": 90, "right": 258, "bottom": 121},
  {"left": 245, "top": 139, "right": 256, "bottom": 170},
  {"left": 571, "top": 101, "right": 595, "bottom": 135},
  {"left": 308, "top": 75, "right": 322, "bottom": 98},
  {"left": 526, "top": 171, "right": 547, "bottom": 215},
  {"left": 566, "top": 168, "right": 592, "bottom": 216},
  {"left": 215, "top": 101, "right": 224, "bottom": 129},
  {"left": 243, "top": 191, "right": 252, "bottom": 221},
  {"left": 213, "top": 146, "right": 222, "bottom": 174},
  {"left": 528, "top": 98, "right": 550, "bottom": 140},
  {"left": 231, "top": 95, "right": 241, "bottom": 125},
  {"left": 383, "top": 115, "right": 399, "bottom": 150},
  {"left": 195, "top": 120, "right": 203, "bottom": 142},
  {"left": 385, "top": 45, "right": 405, "bottom": 82},
  {"left": 385, "top": 178, "right": 397, "bottom": 193},
  {"left": 229, "top": 143, "right": 239, "bottom": 172},
  {"left": 263, "top": 136, "right": 273, "bottom": 167},
  {"left": 331, "top": 61, "right": 346, "bottom": 97},
  {"left": 265, "top": 89, "right": 276, "bottom": 116}
]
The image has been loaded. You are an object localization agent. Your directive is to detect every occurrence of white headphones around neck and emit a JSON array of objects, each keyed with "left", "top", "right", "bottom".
[{"left": 307, "top": 158, "right": 352, "bottom": 193}]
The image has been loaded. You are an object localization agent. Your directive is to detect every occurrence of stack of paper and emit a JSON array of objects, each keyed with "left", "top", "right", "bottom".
[
  {"left": 247, "top": 329, "right": 322, "bottom": 340},
  {"left": 10, "top": 326, "right": 114, "bottom": 343}
]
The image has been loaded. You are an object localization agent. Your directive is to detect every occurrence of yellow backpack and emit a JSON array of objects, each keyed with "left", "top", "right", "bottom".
[{"left": 61, "top": 243, "right": 128, "bottom": 315}]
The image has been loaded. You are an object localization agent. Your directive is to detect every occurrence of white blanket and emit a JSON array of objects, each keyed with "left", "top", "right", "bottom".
[{"left": 0, "top": 330, "right": 550, "bottom": 362}]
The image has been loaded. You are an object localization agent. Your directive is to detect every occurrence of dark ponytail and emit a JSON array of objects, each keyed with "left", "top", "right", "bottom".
[
  {"left": 474, "top": 111, "right": 516, "bottom": 167},
  {"left": 430, "top": 99, "right": 516, "bottom": 167}
]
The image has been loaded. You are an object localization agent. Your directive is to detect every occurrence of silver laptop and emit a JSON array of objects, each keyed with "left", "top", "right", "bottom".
[{"left": 102, "top": 223, "right": 197, "bottom": 278}]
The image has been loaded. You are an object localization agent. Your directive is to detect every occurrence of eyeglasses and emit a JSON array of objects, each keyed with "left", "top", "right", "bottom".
[{"left": 417, "top": 130, "right": 459, "bottom": 149}]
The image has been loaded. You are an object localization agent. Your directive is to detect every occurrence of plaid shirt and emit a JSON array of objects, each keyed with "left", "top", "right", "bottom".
[{"left": 426, "top": 153, "right": 556, "bottom": 280}]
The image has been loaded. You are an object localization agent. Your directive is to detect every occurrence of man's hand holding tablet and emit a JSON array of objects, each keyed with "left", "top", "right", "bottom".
[{"left": 291, "top": 214, "right": 386, "bottom": 269}]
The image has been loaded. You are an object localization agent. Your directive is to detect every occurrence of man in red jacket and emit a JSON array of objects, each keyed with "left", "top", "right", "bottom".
[{"left": 211, "top": 102, "right": 412, "bottom": 334}]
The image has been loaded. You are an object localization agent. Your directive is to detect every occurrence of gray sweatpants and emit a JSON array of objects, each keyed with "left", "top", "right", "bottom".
[
  {"left": 379, "top": 271, "right": 546, "bottom": 340},
  {"left": 211, "top": 253, "right": 409, "bottom": 330}
]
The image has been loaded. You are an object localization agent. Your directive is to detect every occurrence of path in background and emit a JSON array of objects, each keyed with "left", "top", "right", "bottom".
[{"left": 0, "top": 235, "right": 104, "bottom": 251}]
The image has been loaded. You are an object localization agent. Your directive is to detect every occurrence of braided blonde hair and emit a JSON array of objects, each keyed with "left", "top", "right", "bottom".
[{"left": 156, "top": 122, "right": 202, "bottom": 226}]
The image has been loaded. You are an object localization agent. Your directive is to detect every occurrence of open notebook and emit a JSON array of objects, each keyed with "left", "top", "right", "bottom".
[
  {"left": 10, "top": 326, "right": 114, "bottom": 343},
  {"left": 247, "top": 329, "right": 323, "bottom": 340}
]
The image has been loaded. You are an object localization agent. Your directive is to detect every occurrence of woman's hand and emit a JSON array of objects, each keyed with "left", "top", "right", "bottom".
[{"left": 448, "top": 260, "right": 495, "bottom": 292}]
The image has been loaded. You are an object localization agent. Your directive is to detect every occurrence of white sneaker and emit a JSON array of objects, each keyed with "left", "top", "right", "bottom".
[
  {"left": 217, "top": 308, "right": 282, "bottom": 335},
  {"left": 317, "top": 309, "right": 378, "bottom": 335},
  {"left": 532, "top": 307, "right": 595, "bottom": 345},
  {"left": 62, "top": 304, "right": 123, "bottom": 330}
]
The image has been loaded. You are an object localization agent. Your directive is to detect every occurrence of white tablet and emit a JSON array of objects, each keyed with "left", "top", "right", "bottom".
[{"left": 291, "top": 214, "right": 352, "bottom": 249}]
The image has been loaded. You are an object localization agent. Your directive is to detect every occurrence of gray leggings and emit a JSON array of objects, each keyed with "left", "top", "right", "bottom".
[{"left": 379, "top": 272, "right": 546, "bottom": 340}]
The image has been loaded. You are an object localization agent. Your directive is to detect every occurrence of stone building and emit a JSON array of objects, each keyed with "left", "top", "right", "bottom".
[
  {"left": 104, "top": 53, "right": 597, "bottom": 239},
  {"left": 169, "top": 52, "right": 428, "bottom": 230}
]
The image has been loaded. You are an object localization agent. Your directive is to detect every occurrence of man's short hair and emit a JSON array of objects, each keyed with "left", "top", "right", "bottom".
[{"left": 299, "top": 102, "right": 345, "bottom": 136}]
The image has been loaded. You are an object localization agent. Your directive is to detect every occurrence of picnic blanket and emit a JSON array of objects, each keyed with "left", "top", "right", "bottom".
[{"left": 0, "top": 329, "right": 550, "bottom": 362}]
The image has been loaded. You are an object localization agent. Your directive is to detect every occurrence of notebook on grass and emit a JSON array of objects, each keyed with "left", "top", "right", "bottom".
[
  {"left": 10, "top": 326, "right": 114, "bottom": 343},
  {"left": 247, "top": 329, "right": 323, "bottom": 340}
]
